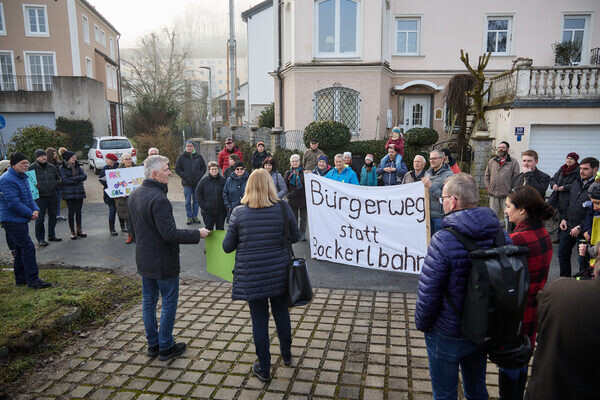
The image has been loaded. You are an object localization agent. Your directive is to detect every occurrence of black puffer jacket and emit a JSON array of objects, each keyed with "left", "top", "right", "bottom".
[
  {"left": 99, "top": 162, "right": 119, "bottom": 205},
  {"left": 548, "top": 166, "right": 580, "bottom": 214},
  {"left": 128, "top": 179, "right": 200, "bottom": 280},
  {"left": 175, "top": 151, "right": 207, "bottom": 187},
  {"left": 195, "top": 173, "right": 226, "bottom": 215},
  {"left": 59, "top": 162, "right": 87, "bottom": 200},
  {"left": 223, "top": 201, "right": 299, "bottom": 301},
  {"left": 563, "top": 177, "right": 595, "bottom": 229},
  {"left": 28, "top": 161, "right": 60, "bottom": 197}
]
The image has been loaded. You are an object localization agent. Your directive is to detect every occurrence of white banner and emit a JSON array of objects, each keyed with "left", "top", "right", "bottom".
[
  {"left": 304, "top": 174, "right": 428, "bottom": 275},
  {"left": 104, "top": 166, "right": 145, "bottom": 198}
]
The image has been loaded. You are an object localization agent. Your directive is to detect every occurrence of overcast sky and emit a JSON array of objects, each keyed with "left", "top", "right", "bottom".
[{"left": 91, "top": 0, "right": 256, "bottom": 48}]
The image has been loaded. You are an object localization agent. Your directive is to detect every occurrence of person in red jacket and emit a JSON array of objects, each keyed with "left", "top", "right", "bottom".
[
  {"left": 385, "top": 127, "right": 404, "bottom": 156},
  {"left": 218, "top": 137, "right": 244, "bottom": 173},
  {"left": 441, "top": 148, "right": 461, "bottom": 174},
  {"left": 502, "top": 186, "right": 554, "bottom": 400}
]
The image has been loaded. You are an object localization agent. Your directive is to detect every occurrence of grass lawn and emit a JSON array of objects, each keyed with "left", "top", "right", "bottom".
[{"left": 0, "top": 267, "right": 141, "bottom": 391}]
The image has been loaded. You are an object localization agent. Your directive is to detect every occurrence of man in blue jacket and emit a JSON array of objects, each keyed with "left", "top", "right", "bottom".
[
  {"left": 376, "top": 146, "right": 407, "bottom": 185},
  {"left": 0, "top": 152, "right": 51, "bottom": 289},
  {"left": 415, "top": 173, "right": 511, "bottom": 400},
  {"left": 325, "top": 154, "right": 359, "bottom": 184}
]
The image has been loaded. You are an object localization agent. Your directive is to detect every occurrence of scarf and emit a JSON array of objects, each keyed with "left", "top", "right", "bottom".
[
  {"left": 561, "top": 162, "right": 579, "bottom": 177},
  {"left": 289, "top": 167, "right": 303, "bottom": 189},
  {"left": 364, "top": 161, "right": 374, "bottom": 173},
  {"left": 411, "top": 169, "right": 426, "bottom": 181}
]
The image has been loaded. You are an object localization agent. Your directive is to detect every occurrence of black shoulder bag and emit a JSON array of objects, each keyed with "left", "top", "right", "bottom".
[{"left": 280, "top": 201, "right": 313, "bottom": 307}]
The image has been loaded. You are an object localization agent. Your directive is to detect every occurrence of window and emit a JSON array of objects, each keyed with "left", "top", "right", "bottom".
[
  {"left": 562, "top": 16, "right": 588, "bottom": 64},
  {"left": 85, "top": 57, "right": 93, "bottom": 78},
  {"left": 314, "top": 86, "right": 360, "bottom": 135},
  {"left": 0, "top": 3, "right": 6, "bottom": 35},
  {"left": 100, "top": 29, "right": 106, "bottom": 46},
  {"left": 82, "top": 15, "right": 90, "bottom": 44},
  {"left": 395, "top": 18, "right": 420, "bottom": 55},
  {"left": 23, "top": 4, "right": 49, "bottom": 36},
  {"left": 0, "top": 51, "right": 16, "bottom": 90},
  {"left": 99, "top": 139, "right": 131, "bottom": 150},
  {"left": 486, "top": 17, "right": 512, "bottom": 54},
  {"left": 94, "top": 24, "right": 100, "bottom": 43},
  {"left": 25, "top": 52, "right": 55, "bottom": 90},
  {"left": 105, "top": 64, "right": 117, "bottom": 90},
  {"left": 111, "top": 66, "right": 117, "bottom": 89},
  {"left": 109, "top": 37, "right": 115, "bottom": 59},
  {"left": 219, "top": 79, "right": 223, "bottom": 84},
  {"left": 315, "top": 0, "right": 360, "bottom": 58}
]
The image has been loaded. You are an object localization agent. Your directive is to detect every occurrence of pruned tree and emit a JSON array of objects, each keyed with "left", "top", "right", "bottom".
[
  {"left": 444, "top": 74, "right": 475, "bottom": 142},
  {"left": 460, "top": 50, "right": 492, "bottom": 132}
]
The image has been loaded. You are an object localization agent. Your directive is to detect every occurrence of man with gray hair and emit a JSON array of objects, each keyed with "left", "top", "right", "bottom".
[
  {"left": 422, "top": 149, "right": 455, "bottom": 234},
  {"left": 148, "top": 147, "right": 159, "bottom": 157},
  {"left": 403, "top": 154, "right": 427, "bottom": 184},
  {"left": 129, "top": 155, "right": 210, "bottom": 361}
]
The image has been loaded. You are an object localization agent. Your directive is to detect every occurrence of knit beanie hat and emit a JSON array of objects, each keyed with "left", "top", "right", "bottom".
[
  {"left": 106, "top": 153, "right": 119, "bottom": 162},
  {"left": 35, "top": 149, "right": 47, "bottom": 158},
  {"left": 365, "top": 154, "right": 374, "bottom": 162},
  {"left": 317, "top": 155, "right": 329, "bottom": 164},
  {"left": 10, "top": 152, "right": 27, "bottom": 166},
  {"left": 257, "top": 141, "right": 265, "bottom": 148},
  {"left": 567, "top": 152, "right": 579, "bottom": 162},
  {"left": 62, "top": 151, "right": 75, "bottom": 162},
  {"left": 588, "top": 182, "right": 600, "bottom": 200},
  {"left": 233, "top": 161, "right": 245, "bottom": 170}
]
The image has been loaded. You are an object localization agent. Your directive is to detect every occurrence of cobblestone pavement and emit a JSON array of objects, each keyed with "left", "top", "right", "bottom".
[{"left": 18, "top": 281, "right": 500, "bottom": 399}]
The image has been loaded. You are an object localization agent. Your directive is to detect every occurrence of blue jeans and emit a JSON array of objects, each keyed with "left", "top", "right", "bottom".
[
  {"left": 183, "top": 186, "right": 199, "bottom": 218},
  {"left": 141, "top": 275, "right": 179, "bottom": 351},
  {"left": 424, "top": 330, "right": 488, "bottom": 400},
  {"left": 431, "top": 217, "right": 443, "bottom": 235},
  {"left": 108, "top": 201, "right": 116, "bottom": 221},
  {"left": 3, "top": 222, "right": 41, "bottom": 286},
  {"left": 201, "top": 212, "right": 225, "bottom": 230},
  {"left": 557, "top": 229, "right": 585, "bottom": 277},
  {"left": 35, "top": 195, "right": 57, "bottom": 241},
  {"left": 247, "top": 295, "right": 292, "bottom": 375}
]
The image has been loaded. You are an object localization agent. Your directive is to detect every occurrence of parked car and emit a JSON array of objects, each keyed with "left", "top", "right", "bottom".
[{"left": 87, "top": 136, "right": 137, "bottom": 174}]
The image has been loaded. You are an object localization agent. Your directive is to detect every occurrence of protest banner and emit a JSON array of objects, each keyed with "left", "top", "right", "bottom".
[
  {"left": 25, "top": 170, "right": 39, "bottom": 200},
  {"left": 304, "top": 174, "right": 428, "bottom": 275},
  {"left": 205, "top": 230, "right": 235, "bottom": 282},
  {"left": 104, "top": 166, "right": 145, "bottom": 198}
]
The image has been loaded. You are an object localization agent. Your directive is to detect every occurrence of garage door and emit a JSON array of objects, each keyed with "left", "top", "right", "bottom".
[{"left": 529, "top": 124, "right": 600, "bottom": 177}]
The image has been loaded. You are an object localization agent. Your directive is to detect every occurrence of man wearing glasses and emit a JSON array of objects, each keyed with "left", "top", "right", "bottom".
[
  {"left": 422, "top": 150, "right": 454, "bottom": 234},
  {"left": 484, "top": 141, "right": 520, "bottom": 226}
]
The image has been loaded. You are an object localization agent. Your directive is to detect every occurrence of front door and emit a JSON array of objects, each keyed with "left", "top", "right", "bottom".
[
  {"left": 403, "top": 96, "right": 431, "bottom": 131},
  {"left": 109, "top": 103, "right": 117, "bottom": 136}
]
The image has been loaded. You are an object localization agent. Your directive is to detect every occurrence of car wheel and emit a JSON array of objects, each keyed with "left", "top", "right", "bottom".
[{"left": 88, "top": 160, "right": 94, "bottom": 169}]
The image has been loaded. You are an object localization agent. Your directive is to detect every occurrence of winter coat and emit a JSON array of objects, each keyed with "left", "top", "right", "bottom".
[
  {"left": 223, "top": 172, "right": 249, "bottom": 216},
  {"left": 302, "top": 148, "right": 325, "bottom": 171},
  {"left": 484, "top": 154, "right": 521, "bottom": 198},
  {"left": 28, "top": 161, "right": 60, "bottom": 197},
  {"left": 128, "top": 179, "right": 200, "bottom": 280},
  {"left": 424, "top": 163, "right": 455, "bottom": 218},
  {"left": 385, "top": 136, "right": 405, "bottom": 156},
  {"left": 360, "top": 165, "right": 378, "bottom": 186},
  {"left": 115, "top": 163, "right": 136, "bottom": 221},
  {"left": 325, "top": 166, "right": 359, "bottom": 185},
  {"left": 448, "top": 161, "right": 461, "bottom": 174},
  {"left": 548, "top": 166, "right": 580, "bottom": 214},
  {"left": 402, "top": 169, "right": 426, "bottom": 184},
  {"left": 511, "top": 168, "right": 551, "bottom": 199},
  {"left": 59, "top": 162, "right": 87, "bottom": 200},
  {"left": 223, "top": 201, "right": 300, "bottom": 301},
  {"left": 415, "top": 207, "right": 512, "bottom": 336},
  {"left": 562, "top": 177, "right": 595, "bottom": 229},
  {"left": 175, "top": 151, "right": 207, "bottom": 187},
  {"left": 284, "top": 168, "right": 306, "bottom": 209},
  {"left": 270, "top": 171, "right": 287, "bottom": 199},
  {"left": 525, "top": 277, "right": 600, "bottom": 400},
  {"left": 251, "top": 150, "right": 271, "bottom": 170},
  {"left": 312, "top": 165, "right": 332, "bottom": 177},
  {"left": 218, "top": 146, "right": 244, "bottom": 172},
  {"left": 509, "top": 219, "right": 552, "bottom": 346},
  {"left": 0, "top": 167, "right": 39, "bottom": 223},
  {"left": 99, "top": 162, "right": 119, "bottom": 205},
  {"left": 376, "top": 156, "right": 407, "bottom": 185},
  {"left": 195, "top": 173, "right": 227, "bottom": 216}
]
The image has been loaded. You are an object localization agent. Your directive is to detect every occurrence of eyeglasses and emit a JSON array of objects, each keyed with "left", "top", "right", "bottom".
[
  {"left": 438, "top": 195, "right": 454, "bottom": 204},
  {"left": 429, "top": 157, "right": 442, "bottom": 161},
  {"left": 235, "top": 167, "right": 245, "bottom": 171}
]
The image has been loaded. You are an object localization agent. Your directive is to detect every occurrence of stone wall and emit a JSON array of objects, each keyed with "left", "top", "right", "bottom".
[{"left": 471, "top": 136, "right": 493, "bottom": 187}]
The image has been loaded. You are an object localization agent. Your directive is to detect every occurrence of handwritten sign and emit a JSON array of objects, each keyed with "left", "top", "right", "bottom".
[
  {"left": 104, "top": 166, "right": 145, "bottom": 198},
  {"left": 304, "top": 174, "right": 428, "bottom": 275}
]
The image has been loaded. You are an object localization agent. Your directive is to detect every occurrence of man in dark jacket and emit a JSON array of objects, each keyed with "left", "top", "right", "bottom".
[
  {"left": 28, "top": 149, "right": 61, "bottom": 245},
  {"left": 195, "top": 161, "right": 227, "bottom": 230},
  {"left": 175, "top": 140, "right": 207, "bottom": 225},
  {"left": 376, "top": 146, "right": 407, "bottom": 186},
  {"left": 415, "top": 173, "right": 511, "bottom": 400},
  {"left": 511, "top": 150, "right": 551, "bottom": 198},
  {"left": 422, "top": 150, "right": 455, "bottom": 234},
  {"left": 129, "top": 155, "right": 210, "bottom": 361},
  {"left": 558, "top": 157, "right": 599, "bottom": 277},
  {"left": 0, "top": 153, "right": 51, "bottom": 289}
]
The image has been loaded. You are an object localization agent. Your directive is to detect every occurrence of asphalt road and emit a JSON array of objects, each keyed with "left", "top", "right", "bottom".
[{"left": 0, "top": 200, "right": 574, "bottom": 294}]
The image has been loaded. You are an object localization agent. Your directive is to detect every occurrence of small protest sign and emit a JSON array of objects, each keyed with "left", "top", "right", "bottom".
[
  {"left": 104, "top": 166, "right": 144, "bottom": 198},
  {"left": 205, "top": 230, "right": 235, "bottom": 282},
  {"left": 25, "top": 170, "right": 39, "bottom": 200}
]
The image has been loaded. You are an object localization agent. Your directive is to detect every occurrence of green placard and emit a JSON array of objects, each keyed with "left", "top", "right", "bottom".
[{"left": 205, "top": 230, "right": 235, "bottom": 282}]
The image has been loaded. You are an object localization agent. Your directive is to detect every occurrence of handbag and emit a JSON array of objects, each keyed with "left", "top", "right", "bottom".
[{"left": 280, "top": 201, "right": 313, "bottom": 307}]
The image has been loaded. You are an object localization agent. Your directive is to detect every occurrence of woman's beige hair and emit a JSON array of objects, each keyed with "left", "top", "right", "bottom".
[
  {"left": 241, "top": 169, "right": 280, "bottom": 208},
  {"left": 120, "top": 152, "right": 132, "bottom": 167}
]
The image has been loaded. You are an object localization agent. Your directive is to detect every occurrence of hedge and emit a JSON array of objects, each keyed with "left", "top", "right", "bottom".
[
  {"left": 55, "top": 117, "right": 94, "bottom": 157},
  {"left": 8, "top": 125, "right": 69, "bottom": 162},
  {"left": 303, "top": 121, "right": 351, "bottom": 151},
  {"left": 404, "top": 127, "right": 439, "bottom": 147}
]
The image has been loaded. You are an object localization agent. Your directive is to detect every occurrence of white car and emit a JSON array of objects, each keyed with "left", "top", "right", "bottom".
[{"left": 87, "top": 136, "right": 137, "bottom": 174}]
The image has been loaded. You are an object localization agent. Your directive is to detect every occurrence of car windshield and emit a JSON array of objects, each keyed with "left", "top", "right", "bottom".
[{"left": 99, "top": 139, "right": 131, "bottom": 150}]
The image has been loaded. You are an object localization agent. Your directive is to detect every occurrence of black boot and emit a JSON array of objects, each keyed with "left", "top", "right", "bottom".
[
  {"left": 119, "top": 218, "right": 126, "bottom": 232},
  {"left": 109, "top": 219, "right": 118, "bottom": 236}
]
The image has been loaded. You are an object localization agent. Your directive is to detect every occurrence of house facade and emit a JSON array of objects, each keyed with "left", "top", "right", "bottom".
[
  {"left": 0, "top": 0, "right": 122, "bottom": 139},
  {"left": 272, "top": 0, "right": 600, "bottom": 157}
]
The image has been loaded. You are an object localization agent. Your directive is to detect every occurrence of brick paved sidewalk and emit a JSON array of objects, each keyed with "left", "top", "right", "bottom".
[{"left": 20, "top": 281, "right": 500, "bottom": 399}]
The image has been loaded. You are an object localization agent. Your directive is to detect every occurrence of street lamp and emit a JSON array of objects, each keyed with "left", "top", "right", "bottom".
[{"left": 198, "top": 66, "right": 213, "bottom": 140}]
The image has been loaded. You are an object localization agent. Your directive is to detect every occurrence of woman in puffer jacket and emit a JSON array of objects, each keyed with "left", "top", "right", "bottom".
[
  {"left": 262, "top": 157, "right": 287, "bottom": 199},
  {"left": 116, "top": 153, "right": 136, "bottom": 243},
  {"left": 223, "top": 161, "right": 249, "bottom": 222},
  {"left": 59, "top": 151, "right": 87, "bottom": 240}
]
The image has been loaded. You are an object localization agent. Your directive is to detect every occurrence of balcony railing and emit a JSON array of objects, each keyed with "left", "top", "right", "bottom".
[
  {"left": 0, "top": 75, "right": 54, "bottom": 91},
  {"left": 591, "top": 48, "right": 600, "bottom": 66}
]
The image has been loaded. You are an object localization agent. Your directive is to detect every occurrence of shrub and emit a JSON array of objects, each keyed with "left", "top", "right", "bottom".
[
  {"left": 55, "top": 118, "right": 94, "bottom": 158},
  {"left": 303, "top": 121, "right": 351, "bottom": 151},
  {"left": 134, "top": 126, "right": 180, "bottom": 166},
  {"left": 273, "top": 148, "right": 301, "bottom": 173},
  {"left": 404, "top": 148, "right": 431, "bottom": 171},
  {"left": 8, "top": 125, "right": 69, "bottom": 162},
  {"left": 404, "top": 127, "right": 439, "bottom": 147},
  {"left": 257, "top": 103, "right": 275, "bottom": 128},
  {"left": 341, "top": 140, "right": 387, "bottom": 163}
]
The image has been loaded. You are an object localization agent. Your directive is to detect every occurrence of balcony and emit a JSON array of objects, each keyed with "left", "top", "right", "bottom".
[
  {"left": 487, "top": 60, "right": 600, "bottom": 106},
  {"left": 1, "top": 75, "right": 54, "bottom": 91}
]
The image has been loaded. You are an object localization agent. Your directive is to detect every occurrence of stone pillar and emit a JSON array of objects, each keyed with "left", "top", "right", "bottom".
[
  {"left": 198, "top": 139, "right": 220, "bottom": 163},
  {"left": 470, "top": 136, "right": 494, "bottom": 188},
  {"left": 249, "top": 125, "right": 258, "bottom": 147},
  {"left": 515, "top": 58, "right": 533, "bottom": 98},
  {"left": 271, "top": 127, "right": 283, "bottom": 151}
]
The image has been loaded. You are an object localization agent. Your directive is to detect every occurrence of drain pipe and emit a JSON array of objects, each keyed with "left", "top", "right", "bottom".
[{"left": 276, "top": 0, "right": 283, "bottom": 128}]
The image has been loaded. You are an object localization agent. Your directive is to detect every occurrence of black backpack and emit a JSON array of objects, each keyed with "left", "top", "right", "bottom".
[{"left": 444, "top": 227, "right": 533, "bottom": 368}]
